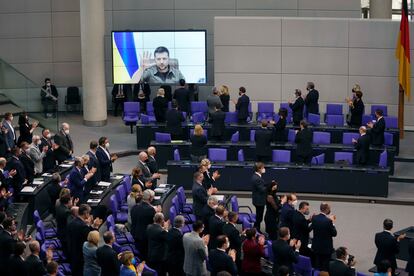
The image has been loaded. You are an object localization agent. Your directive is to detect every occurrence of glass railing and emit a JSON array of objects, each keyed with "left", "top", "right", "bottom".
[{"left": 0, "top": 58, "right": 59, "bottom": 132}]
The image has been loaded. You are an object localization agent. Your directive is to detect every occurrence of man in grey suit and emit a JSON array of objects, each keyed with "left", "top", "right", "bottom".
[
  {"left": 137, "top": 151, "right": 161, "bottom": 189},
  {"left": 2, "top": 112, "right": 16, "bottom": 152},
  {"left": 28, "top": 135, "right": 48, "bottom": 175},
  {"left": 183, "top": 220, "right": 210, "bottom": 276},
  {"left": 206, "top": 87, "right": 223, "bottom": 116}
]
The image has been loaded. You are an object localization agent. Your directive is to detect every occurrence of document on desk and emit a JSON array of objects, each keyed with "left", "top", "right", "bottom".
[
  {"left": 90, "top": 190, "right": 103, "bottom": 195},
  {"left": 21, "top": 186, "right": 35, "bottom": 193},
  {"left": 42, "top": 173, "right": 53, "bottom": 177},
  {"left": 59, "top": 164, "right": 72, "bottom": 168},
  {"left": 32, "top": 180, "right": 44, "bottom": 185},
  {"left": 97, "top": 181, "right": 111, "bottom": 187},
  {"left": 87, "top": 199, "right": 101, "bottom": 204}
]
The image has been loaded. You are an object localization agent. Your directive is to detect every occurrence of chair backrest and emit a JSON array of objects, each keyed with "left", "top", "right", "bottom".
[
  {"left": 208, "top": 148, "right": 227, "bottom": 161},
  {"left": 124, "top": 102, "right": 140, "bottom": 114},
  {"left": 342, "top": 132, "right": 360, "bottom": 145},
  {"left": 379, "top": 150, "right": 388, "bottom": 167},
  {"left": 141, "top": 114, "right": 150, "bottom": 124},
  {"left": 192, "top": 112, "right": 206, "bottom": 123},
  {"left": 169, "top": 206, "right": 177, "bottom": 222},
  {"left": 36, "top": 220, "right": 46, "bottom": 240},
  {"left": 123, "top": 175, "right": 132, "bottom": 193},
  {"left": 250, "top": 130, "right": 256, "bottom": 142},
  {"left": 334, "top": 152, "right": 353, "bottom": 165},
  {"left": 326, "top": 114, "right": 344, "bottom": 126},
  {"left": 288, "top": 129, "right": 296, "bottom": 143},
  {"left": 106, "top": 214, "right": 115, "bottom": 229},
  {"left": 191, "top": 101, "right": 208, "bottom": 114},
  {"left": 155, "top": 132, "right": 172, "bottom": 143},
  {"left": 384, "top": 132, "right": 393, "bottom": 146},
  {"left": 237, "top": 149, "right": 245, "bottom": 162},
  {"left": 173, "top": 149, "right": 181, "bottom": 161},
  {"left": 109, "top": 195, "right": 118, "bottom": 214},
  {"left": 326, "top": 104, "right": 343, "bottom": 115},
  {"left": 307, "top": 113, "right": 320, "bottom": 126},
  {"left": 280, "top": 103, "right": 292, "bottom": 113},
  {"left": 293, "top": 255, "right": 313, "bottom": 276},
  {"left": 146, "top": 102, "right": 154, "bottom": 115},
  {"left": 362, "top": 114, "right": 373, "bottom": 125},
  {"left": 231, "top": 131, "right": 239, "bottom": 143},
  {"left": 66, "top": 87, "right": 80, "bottom": 104},
  {"left": 176, "top": 186, "right": 186, "bottom": 207},
  {"left": 225, "top": 112, "right": 238, "bottom": 123},
  {"left": 230, "top": 196, "right": 239, "bottom": 212},
  {"left": 33, "top": 210, "right": 41, "bottom": 224},
  {"left": 312, "top": 131, "right": 331, "bottom": 144},
  {"left": 371, "top": 105, "right": 388, "bottom": 116},
  {"left": 384, "top": 116, "right": 397, "bottom": 129},
  {"left": 272, "top": 150, "right": 291, "bottom": 163},
  {"left": 257, "top": 102, "right": 274, "bottom": 114},
  {"left": 311, "top": 153, "right": 325, "bottom": 165}
]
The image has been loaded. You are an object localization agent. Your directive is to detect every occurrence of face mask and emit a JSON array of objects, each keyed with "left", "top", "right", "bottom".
[
  {"left": 261, "top": 168, "right": 266, "bottom": 174},
  {"left": 207, "top": 164, "right": 211, "bottom": 169},
  {"left": 292, "top": 200, "right": 298, "bottom": 206},
  {"left": 46, "top": 83, "right": 51, "bottom": 87},
  {"left": 212, "top": 204, "right": 218, "bottom": 210},
  {"left": 25, "top": 149, "right": 30, "bottom": 154},
  {"left": 304, "top": 210, "right": 310, "bottom": 215},
  {"left": 64, "top": 129, "right": 70, "bottom": 135},
  {"left": 105, "top": 142, "right": 110, "bottom": 148},
  {"left": 46, "top": 134, "right": 51, "bottom": 139},
  {"left": 131, "top": 258, "right": 137, "bottom": 266},
  {"left": 37, "top": 140, "right": 41, "bottom": 145}
]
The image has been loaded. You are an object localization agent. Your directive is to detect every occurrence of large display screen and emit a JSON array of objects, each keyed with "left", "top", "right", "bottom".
[{"left": 112, "top": 30, "right": 207, "bottom": 84}]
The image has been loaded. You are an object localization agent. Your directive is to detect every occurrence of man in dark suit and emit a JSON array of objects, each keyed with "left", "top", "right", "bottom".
[
  {"left": 40, "top": 129, "right": 55, "bottom": 172},
  {"left": 96, "top": 231, "right": 120, "bottom": 276},
  {"left": 25, "top": 240, "right": 53, "bottom": 276},
  {"left": 374, "top": 218, "right": 405, "bottom": 275},
  {"left": 291, "top": 201, "right": 312, "bottom": 257},
  {"left": 295, "top": 120, "right": 313, "bottom": 164},
  {"left": 311, "top": 202, "right": 337, "bottom": 271},
  {"left": 86, "top": 140, "right": 101, "bottom": 183},
  {"left": 40, "top": 78, "right": 58, "bottom": 118},
  {"left": 353, "top": 126, "right": 370, "bottom": 165},
  {"left": 6, "top": 147, "right": 26, "bottom": 195},
  {"left": 55, "top": 194, "right": 72, "bottom": 256},
  {"left": 147, "top": 213, "right": 169, "bottom": 276},
  {"left": 153, "top": 88, "right": 168, "bottom": 123},
  {"left": 67, "top": 157, "right": 94, "bottom": 202},
  {"left": 166, "top": 100, "right": 185, "bottom": 140},
  {"left": 304, "top": 81, "right": 319, "bottom": 116},
  {"left": 2, "top": 112, "right": 16, "bottom": 153},
  {"left": 66, "top": 204, "right": 102, "bottom": 276},
  {"left": 160, "top": 84, "right": 173, "bottom": 102},
  {"left": 147, "top": 146, "right": 159, "bottom": 174},
  {"left": 222, "top": 212, "right": 243, "bottom": 270},
  {"left": 137, "top": 151, "right": 161, "bottom": 189},
  {"left": 111, "top": 84, "right": 131, "bottom": 116},
  {"left": 289, "top": 89, "right": 305, "bottom": 126},
  {"left": 208, "top": 205, "right": 226, "bottom": 249},
  {"left": 367, "top": 109, "right": 386, "bottom": 146},
  {"left": 406, "top": 239, "right": 414, "bottom": 276},
  {"left": 201, "top": 196, "right": 218, "bottom": 233},
  {"left": 0, "top": 157, "right": 15, "bottom": 190},
  {"left": 255, "top": 120, "right": 273, "bottom": 162},
  {"left": 251, "top": 162, "right": 267, "bottom": 231},
  {"left": 166, "top": 215, "right": 185, "bottom": 276},
  {"left": 131, "top": 190, "right": 157, "bottom": 259},
  {"left": 329, "top": 247, "right": 356, "bottom": 276},
  {"left": 53, "top": 123, "right": 73, "bottom": 160},
  {"left": 192, "top": 171, "right": 212, "bottom": 220},
  {"left": 271, "top": 227, "right": 301, "bottom": 275},
  {"left": 7, "top": 241, "right": 27, "bottom": 276},
  {"left": 0, "top": 217, "right": 20, "bottom": 272},
  {"left": 96, "top": 136, "right": 117, "bottom": 182},
  {"left": 280, "top": 193, "right": 297, "bottom": 230},
  {"left": 235, "top": 86, "right": 250, "bottom": 124},
  {"left": 19, "top": 142, "right": 35, "bottom": 183},
  {"left": 173, "top": 79, "right": 190, "bottom": 113},
  {"left": 208, "top": 235, "right": 238, "bottom": 276},
  {"left": 209, "top": 104, "right": 226, "bottom": 141}
]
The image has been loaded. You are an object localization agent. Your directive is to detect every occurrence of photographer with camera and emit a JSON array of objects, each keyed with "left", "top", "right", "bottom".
[{"left": 329, "top": 247, "right": 356, "bottom": 276}]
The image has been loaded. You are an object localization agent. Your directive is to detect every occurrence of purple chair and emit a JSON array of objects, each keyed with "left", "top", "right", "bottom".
[
  {"left": 144, "top": 264, "right": 159, "bottom": 276},
  {"left": 123, "top": 102, "right": 140, "bottom": 133},
  {"left": 384, "top": 116, "right": 397, "bottom": 128},
  {"left": 326, "top": 114, "right": 344, "bottom": 126},
  {"left": 293, "top": 255, "right": 314, "bottom": 276},
  {"left": 34, "top": 210, "right": 57, "bottom": 236},
  {"left": 362, "top": 114, "right": 372, "bottom": 126},
  {"left": 238, "top": 149, "right": 245, "bottom": 162},
  {"left": 357, "top": 273, "right": 369, "bottom": 276},
  {"left": 191, "top": 101, "right": 208, "bottom": 115},
  {"left": 225, "top": 112, "right": 238, "bottom": 123},
  {"left": 311, "top": 153, "right": 325, "bottom": 165},
  {"left": 173, "top": 149, "right": 181, "bottom": 161},
  {"left": 231, "top": 131, "right": 239, "bottom": 143},
  {"left": 208, "top": 148, "right": 227, "bottom": 161},
  {"left": 172, "top": 196, "right": 195, "bottom": 223},
  {"left": 288, "top": 129, "right": 296, "bottom": 143},
  {"left": 326, "top": 104, "right": 343, "bottom": 115},
  {"left": 257, "top": 102, "right": 274, "bottom": 121},
  {"left": 313, "top": 132, "right": 331, "bottom": 144},
  {"left": 250, "top": 130, "right": 256, "bottom": 142},
  {"left": 146, "top": 101, "right": 154, "bottom": 116},
  {"left": 123, "top": 175, "right": 132, "bottom": 193},
  {"left": 371, "top": 105, "right": 388, "bottom": 116},
  {"left": 155, "top": 132, "right": 172, "bottom": 143},
  {"left": 176, "top": 186, "right": 193, "bottom": 214},
  {"left": 379, "top": 150, "right": 387, "bottom": 167},
  {"left": 342, "top": 132, "right": 360, "bottom": 145},
  {"left": 384, "top": 132, "right": 393, "bottom": 146},
  {"left": 115, "top": 185, "right": 128, "bottom": 212},
  {"left": 334, "top": 152, "right": 353, "bottom": 165},
  {"left": 109, "top": 195, "right": 128, "bottom": 223},
  {"left": 192, "top": 112, "right": 206, "bottom": 123},
  {"left": 230, "top": 196, "right": 256, "bottom": 229},
  {"left": 272, "top": 150, "right": 291, "bottom": 163},
  {"left": 307, "top": 113, "right": 320, "bottom": 126},
  {"left": 264, "top": 240, "right": 273, "bottom": 261},
  {"left": 141, "top": 114, "right": 154, "bottom": 124}
]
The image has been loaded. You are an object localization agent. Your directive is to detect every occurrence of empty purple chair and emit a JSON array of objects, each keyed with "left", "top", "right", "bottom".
[
  {"left": 311, "top": 153, "right": 325, "bottom": 165},
  {"left": 293, "top": 255, "right": 314, "bottom": 276},
  {"left": 230, "top": 196, "right": 256, "bottom": 228},
  {"left": 231, "top": 131, "right": 239, "bottom": 143},
  {"left": 225, "top": 112, "right": 238, "bottom": 123},
  {"left": 173, "top": 149, "right": 180, "bottom": 161},
  {"left": 208, "top": 148, "right": 227, "bottom": 161},
  {"left": 191, "top": 101, "right": 208, "bottom": 115},
  {"left": 273, "top": 114, "right": 280, "bottom": 123},
  {"left": 250, "top": 130, "right": 256, "bottom": 142},
  {"left": 109, "top": 195, "right": 128, "bottom": 223},
  {"left": 155, "top": 132, "right": 172, "bottom": 143},
  {"left": 238, "top": 149, "right": 245, "bottom": 162},
  {"left": 192, "top": 112, "right": 206, "bottom": 123},
  {"left": 123, "top": 102, "right": 140, "bottom": 133},
  {"left": 371, "top": 105, "right": 388, "bottom": 116},
  {"left": 334, "top": 152, "right": 353, "bottom": 165},
  {"left": 326, "top": 114, "right": 344, "bottom": 126},
  {"left": 176, "top": 186, "right": 193, "bottom": 214},
  {"left": 379, "top": 150, "right": 387, "bottom": 167},
  {"left": 307, "top": 113, "right": 320, "bottom": 126},
  {"left": 326, "top": 104, "right": 343, "bottom": 115},
  {"left": 257, "top": 102, "right": 274, "bottom": 121},
  {"left": 384, "top": 132, "right": 393, "bottom": 146},
  {"left": 146, "top": 101, "right": 154, "bottom": 116},
  {"left": 288, "top": 129, "right": 296, "bottom": 143},
  {"left": 272, "top": 150, "right": 291, "bottom": 163},
  {"left": 384, "top": 116, "right": 397, "bottom": 129},
  {"left": 141, "top": 114, "right": 150, "bottom": 124},
  {"left": 342, "top": 132, "right": 360, "bottom": 145},
  {"left": 313, "top": 131, "right": 331, "bottom": 144},
  {"left": 362, "top": 114, "right": 372, "bottom": 126}
]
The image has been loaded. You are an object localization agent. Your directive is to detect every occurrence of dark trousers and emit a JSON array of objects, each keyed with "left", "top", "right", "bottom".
[
  {"left": 314, "top": 253, "right": 331, "bottom": 271},
  {"left": 167, "top": 261, "right": 184, "bottom": 276},
  {"left": 254, "top": 205, "right": 265, "bottom": 231},
  {"left": 135, "top": 238, "right": 147, "bottom": 260},
  {"left": 148, "top": 260, "right": 167, "bottom": 276},
  {"left": 113, "top": 99, "right": 126, "bottom": 116},
  {"left": 297, "top": 154, "right": 312, "bottom": 164}
]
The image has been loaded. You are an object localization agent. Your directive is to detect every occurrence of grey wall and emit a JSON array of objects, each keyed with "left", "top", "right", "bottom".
[{"left": 215, "top": 17, "right": 414, "bottom": 126}]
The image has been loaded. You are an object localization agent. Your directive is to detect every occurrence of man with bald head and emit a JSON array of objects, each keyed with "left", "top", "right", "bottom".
[
  {"left": 137, "top": 151, "right": 161, "bottom": 188},
  {"left": 54, "top": 122, "right": 73, "bottom": 158},
  {"left": 25, "top": 240, "right": 53, "bottom": 276},
  {"left": 147, "top": 146, "right": 159, "bottom": 174},
  {"left": 353, "top": 126, "right": 370, "bottom": 165}
]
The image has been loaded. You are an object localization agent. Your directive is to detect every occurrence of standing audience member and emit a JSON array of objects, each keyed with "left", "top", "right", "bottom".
[
  {"left": 192, "top": 171, "right": 213, "bottom": 220},
  {"left": 54, "top": 123, "right": 74, "bottom": 158},
  {"left": 46, "top": 261, "right": 59, "bottom": 276},
  {"left": 153, "top": 88, "right": 168, "bottom": 123},
  {"left": 207, "top": 87, "right": 223, "bottom": 116},
  {"left": 83, "top": 230, "right": 101, "bottom": 276},
  {"left": 271, "top": 108, "right": 288, "bottom": 142},
  {"left": 272, "top": 227, "right": 300, "bottom": 275},
  {"left": 7, "top": 241, "right": 28, "bottom": 276},
  {"left": 111, "top": 84, "right": 131, "bottom": 117},
  {"left": 291, "top": 201, "right": 312, "bottom": 257},
  {"left": 265, "top": 181, "right": 284, "bottom": 240},
  {"left": 328, "top": 246, "right": 357, "bottom": 276},
  {"left": 96, "top": 136, "right": 117, "bottom": 182},
  {"left": 251, "top": 162, "right": 267, "bottom": 231},
  {"left": 242, "top": 228, "right": 266, "bottom": 275},
  {"left": 166, "top": 100, "right": 185, "bottom": 140},
  {"left": 86, "top": 140, "right": 101, "bottom": 183},
  {"left": 208, "top": 205, "right": 226, "bottom": 249},
  {"left": 183, "top": 220, "right": 210, "bottom": 276},
  {"left": 347, "top": 85, "right": 364, "bottom": 127},
  {"left": 223, "top": 211, "right": 243, "bottom": 270},
  {"left": 190, "top": 124, "right": 208, "bottom": 162},
  {"left": 201, "top": 196, "right": 219, "bottom": 232},
  {"left": 166, "top": 215, "right": 185, "bottom": 276},
  {"left": 25, "top": 240, "right": 53, "bottom": 276},
  {"left": 255, "top": 120, "right": 273, "bottom": 162},
  {"left": 377, "top": 260, "right": 393, "bottom": 276},
  {"left": 304, "top": 82, "right": 319, "bottom": 116},
  {"left": 209, "top": 103, "right": 226, "bottom": 141},
  {"left": 137, "top": 91, "right": 147, "bottom": 114},
  {"left": 6, "top": 146, "right": 26, "bottom": 195},
  {"left": 131, "top": 167, "right": 151, "bottom": 191},
  {"left": 127, "top": 184, "right": 143, "bottom": 224},
  {"left": 40, "top": 128, "right": 55, "bottom": 172},
  {"left": 280, "top": 193, "right": 297, "bottom": 230},
  {"left": 173, "top": 79, "right": 190, "bottom": 113},
  {"left": 295, "top": 120, "right": 313, "bottom": 164},
  {"left": 199, "top": 158, "right": 220, "bottom": 192},
  {"left": 219, "top": 85, "right": 230, "bottom": 112},
  {"left": 209, "top": 235, "right": 238, "bottom": 276},
  {"left": 28, "top": 135, "right": 47, "bottom": 175},
  {"left": 160, "top": 85, "right": 173, "bottom": 102},
  {"left": 146, "top": 146, "right": 159, "bottom": 174},
  {"left": 289, "top": 89, "right": 304, "bottom": 126},
  {"left": 137, "top": 151, "right": 161, "bottom": 188},
  {"left": 96, "top": 231, "right": 120, "bottom": 276},
  {"left": 67, "top": 157, "right": 95, "bottom": 202},
  {"left": 0, "top": 123, "right": 8, "bottom": 157},
  {"left": 367, "top": 109, "right": 386, "bottom": 146},
  {"left": 2, "top": 112, "right": 16, "bottom": 153},
  {"left": 353, "top": 126, "right": 370, "bottom": 165},
  {"left": 17, "top": 112, "right": 38, "bottom": 145},
  {"left": 19, "top": 141, "right": 35, "bottom": 183},
  {"left": 147, "top": 213, "right": 169, "bottom": 276},
  {"left": 47, "top": 173, "right": 63, "bottom": 215},
  {"left": 55, "top": 193, "right": 73, "bottom": 256},
  {"left": 234, "top": 87, "right": 250, "bottom": 124},
  {"left": 40, "top": 78, "right": 58, "bottom": 118}
]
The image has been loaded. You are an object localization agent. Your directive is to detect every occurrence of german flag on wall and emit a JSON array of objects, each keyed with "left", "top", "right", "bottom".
[{"left": 396, "top": 0, "right": 411, "bottom": 99}]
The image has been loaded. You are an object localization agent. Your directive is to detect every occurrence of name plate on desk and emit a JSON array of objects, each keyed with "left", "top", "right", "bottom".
[
  {"left": 21, "top": 186, "right": 35, "bottom": 193},
  {"left": 87, "top": 199, "right": 101, "bottom": 204},
  {"left": 97, "top": 181, "right": 111, "bottom": 187},
  {"left": 154, "top": 188, "right": 168, "bottom": 194},
  {"left": 32, "top": 180, "right": 44, "bottom": 185},
  {"left": 42, "top": 173, "right": 53, "bottom": 177},
  {"left": 59, "top": 164, "right": 72, "bottom": 168},
  {"left": 90, "top": 190, "right": 103, "bottom": 195}
]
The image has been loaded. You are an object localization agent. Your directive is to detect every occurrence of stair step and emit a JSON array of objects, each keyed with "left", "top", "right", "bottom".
[
  {"left": 389, "top": 176, "right": 414, "bottom": 183},
  {"left": 395, "top": 156, "right": 414, "bottom": 162}
]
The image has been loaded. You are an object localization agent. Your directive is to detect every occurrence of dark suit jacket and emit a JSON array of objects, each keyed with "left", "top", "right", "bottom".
[
  {"left": 7, "top": 254, "right": 28, "bottom": 276},
  {"left": 355, "top": 134, "right": 370, "bottom": 165},
  {"left": 350, "top": 99, "right": 364, "bottom": 127},
  {"left": 147, "top": 155, "right": 158, "bottom": 174},
  {"left": 220, "top": 94, "right": 230, "bottom": 112},
  {"left": 0, "top": 131, "right": 7, "bottom": 157},
  {"left": 208, "top": 215, "right": 225, "bottom": 249},
  {"left": 20, "top": 152, "right": 34, "bottom": 182},
  {"left": 209, "top": 110, "right": 226, "bottom": 137},
  {"left": 271, "top": 239, "right": 299, "bottom": 274},
  {"left": 222, "top": 222, "right": 242, "bottom": 260},
  {"left": 0, "top": 230, "right": 16, "bottom": 271},
  {"left": 273, "top": 117, "right": 287, "bottom": 142},
  {"left": 160, "top": 85, "right": 172, "bottom": 102},
  {"left": 25, "top": 254, "right": 47, "bottom": 276},
  {"left": 54, "top": 131, "right": 73, "bottom": 157},
  {"left": 2, "top": 120, "right": 16, "bottom": 150},
  {"left": 153, "top": 96, "right": 168, "bottom": 123},
  {"left": 131, "top": 201, "right": 156, "bottom": 242},
  {"left": 209, "top": 248, "right": 238, "bottom": 276},
  {"left": 290, "top": 97, "right": 304, "bottom": 124},
  {"left": 406, "top": 239, "right": 414, "bottom": 274},
  {"left": 280, "top": 203, "right": 295, "bottom": 230},
  {"left": 111, "top": 84, "right": 131, "bottom": 101},
  {"left": 251, "top": 173, "right": 267, "bottom": 206},
  {"left": 40, "top": 137, "right": 55, "bottom": 172},
  {"left": 166, "top": 109, "right": 185, "bottom": 136},
  {"left": 147, "top": 223, "right": 168, "bottom": 263},
  {"left": 192, "top": 182, "right": 208, "bottom": 217},
  {"left": 56, "top": 203, "right": 71, "bottom": 242},
  {"left": 66, "top": 217, "right": 95, "bottom": 268},
  {"left": 87, "top": 150, "right": 101, "bottom": 183},
  {"left": 190, "top": 135, "right": 208, "bottom": 156},
  {"left": 96, "top": 146, "right": 112, "bottom": 182},
  {"left": 291, "top": 210, "right": 311, "bottom": 247},
  {"left": 166, "top": 228, "right": 185, "bottom": 267},
  {"left": 329, "top": 259, "right": 356, "bottom": 276},
  {"left": 96, "top": 244, "right": 120, "bottom": 276},
  {"left": 6, "top": 156, "right": 26, "bottom": 193},
  {"left": 369, "top": 117, "right": 385, "bottom": 146},
  {"left": 47, "top": 182, "right": 62, "bottom": 214},
  {"left": 310, "top": 214, "right": 337, "bottom": 254},
  {"left": 173, "top": 88, "right": 190, "bottom": 112},
  {"left": 305, "top": 89, "right": 319, "bottom": 115},
  {"left": 201, "top": 205, "right": 215, "bottom": 232},
  {"left": 17, "top": 122, "right": 32, "bottom": 145},
  {"left": 295, "top": 128, "right": 313, "bottom": 158},
  {"left": 374, "top": 231, "right": 399, "bottom": 269},
  {"left": 68, "top": 167, "right": 86, "bottom": 200},
  {"left": 235, "top": 94, "right": 250, "bottom": 121},
  {"left": 255, "top": 128, "right": 273, "bottom": 156},
  {"left": 41, "top": 84, "right": 58, "bottom": 103},
  {"left": 202, "top": 171, "right": 216, "bottom": 190}
]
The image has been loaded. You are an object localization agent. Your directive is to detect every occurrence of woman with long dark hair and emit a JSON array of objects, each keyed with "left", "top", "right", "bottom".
[
  {"left": 17, "top": 112, "right": 37, "bottom": 145},
  {"left": 264, "top": 181, "right": 285, "bottom": 240}
]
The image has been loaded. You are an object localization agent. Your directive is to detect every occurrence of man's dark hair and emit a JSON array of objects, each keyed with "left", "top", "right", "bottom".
[
  {"left": 46, "top": 261, "right": 59, "bottom": 274},
  {"left": 355, "top": 91, "right": 363, "bottom": 99},
  {"left": 192, "top": 220, "right": 204, "bottom": 232},
  {"left": 245, "top": 228, "right": 257, "bottom": 239},
  {"left": 227, "top": 211, "right": 238, "bottom": 223},
  {"left": 216, "top": 235, "right": 228, "bottom": 248},
  {"left": 277, "top": 266, "right": 290, "bottom": 276},
  {"left": 307, "top": 82, "right": 315, "bottom": 89},
  {"left": 179, "top": 79, "right": 186, "bottom": 86},
  {"left": 299, "top": 201, "right": 309, "bottom": 210},
  {"left": 261, "top": 120, "right": 268, "bottom": 128},
  {"left": 90, "top": 140, "right": 98, "bottom": 150},
  {"left": 2, "top": 217, "right": 14, "bottom": 230},
  {"left": 98, "top": 137, "right": 107, "bottom": 146},
  {"left": 295, "top": 89, "right": 302, "bottom": 97},
  {"left": 278, "top": 108, "right": 288, "bottom": 118},
  {"left": 11, "top": 146, "right": 20, "bottom": 156},
  {"left": 42, "top": 128, "right": 49, "bottom": 136},
  {"left": 154, "top": 46, "right": 169, "bottom": 57},
  {"left": 383, "top": 218, "right": 393, "bottom": 230},
  {"left": 44, "top": 78, "right": 51, "bottom": 83},
  {"left": 300, "top": 120, "right": 308, "bottom": 128},
  {"left": 335, "top": 246, "right": 348, "bottom": 259},
  {"left": 239, "top": 87, "right": 246, "bottom": 94},
  {"left": 215, "top": 205, "right": 225, "bottom": 216},
  {"left": 254, "top": 162, "right": 264, "bottom": 172},
  {"left": 103, "top": 231, "right": 114, "bottom": 244},
  {"left": 60, "top": 194, "right": 71, "bottom": 205},
  {"left": 320, "top": 202, "right": 330, "bottom": 214},
  {"left": 79, "top": 204, "right": 91, "bottom": 216},
  {"left": 193, "top": 171, "right": 203, "bottom": 180},
  {"left": 376, "top": 109, "right": 384, "bottom": 117},
  {"left": 286, "top": 193, "right": 295, "bottom": 202},
  {"left": 278, "top": 227, "right": 290, "bottom": 239},
  {"left": 14, "top": 241, "right": 26, "bottom": 256},
  {"left": 4, "top": 112, "right": 13, "bottom": 120}
]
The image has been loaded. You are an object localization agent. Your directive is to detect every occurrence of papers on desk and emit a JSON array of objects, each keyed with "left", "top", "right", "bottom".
[
  {"left": 158, "top": 184, "right": 167, "bottom": 188},
  {"left": 42, "top": 173, "right": 53, "bottom": 177},
  {"left": 97, "top": 181, "right": 111, "bottom": 187},
  {"left": 64, "top": 161, "right": 75, "bottom": 165},
  {"left": 87, "top": 199, "right": 101, "bottom": 204},
  {"left": 59, "top": 164, "right": 72, "bottom": 168},
  {"left": 32, "top": 180, "right": 44, "bottom": 185},
  {"left": 21, "top": 186, "right": 35, "bottom": 193},
  {"left": 154, "top": 188, "right": 167, "bottom": 194},
  {"left": 154, "top": 196, "right": 161, "bottom": 201},
  {"left": 213, "top": 195, "right": 225, "bottom": 202},
  {"left": 90, "top": 190, "right": 103, "bottom": 195}
]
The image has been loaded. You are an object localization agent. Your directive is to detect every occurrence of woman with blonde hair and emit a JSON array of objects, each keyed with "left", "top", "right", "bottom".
[
  {"left": 127, "top": 184, "right": 143, "bottom": 224},
  {"left": 119, "top": 250, "right": 145, "bottom": 276},
  {"left": 219, "top": 85, "right": 230, "bottom": 112},
  {"left": 153, "top": 87, "right": 168, "bottom": 123},
  {"left": 190, "top": 124, "right": 208, "bottom": 162},
  {"left": 83, "top": 230, "right": 101, "bottom": 276},
  {"left": 199, "top": 158, "right": 219, "bottom": 194}
]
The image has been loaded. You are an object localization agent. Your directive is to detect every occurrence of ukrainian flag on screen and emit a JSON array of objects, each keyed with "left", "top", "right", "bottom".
[{"left": 113, "top": 32, "right": 139, "bottom": 83}]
